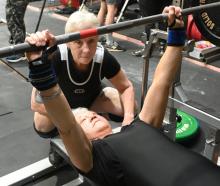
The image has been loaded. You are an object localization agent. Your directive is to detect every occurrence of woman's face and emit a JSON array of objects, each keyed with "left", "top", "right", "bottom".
[
  {"left": 68, "top": 33, "right": 98, "bottom": 69},
  {"left": 74, "top": 110, "right": 112, "bottom": 140}
]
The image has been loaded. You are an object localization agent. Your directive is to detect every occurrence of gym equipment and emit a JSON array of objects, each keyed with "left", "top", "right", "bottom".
[
  {"left": 183, "top": 0, "right": 220, "bottom": 63},
  {"left": 116, "top": 0, "right": 131, "bottom": 23},
  {"left": 198, "top": 46, "right": 220, "bottom": 63},
  {"left": 79, "top": 0, "right": 87, "bottom": 11},
  {"left": 192, "top": 0, "right": 220, "bottom": 47},
  {"left": 0, "top": 2, "right": 220, "bottom": 58},
  {"left": 35, "top": 0, "right": 47, "bottom": 32},
  {"left": 176, "top": 109, "right": 199, "bottom": 142},
  {"left": 188, "top": 40, "right": 220, "bottom": 63},
  {"left": 187, "top": 14, "right": 203, "bottom": 41},
  {"left": 49, "top": 138, "right": 98, "bottom": 185},
  {"left": 142, "top": 28, "right": 220, "bottom": 164},
  {"left": 0, "top": 158, "right": 66, "bottom": 185}
]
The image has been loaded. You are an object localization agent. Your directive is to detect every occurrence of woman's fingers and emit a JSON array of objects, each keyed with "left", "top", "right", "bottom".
[
  {"left": 35, "top": 31, "right": 47, "bottom": 46},
  {"left": 44, "top": 30, "right": 56, "bottom": 46},
  {"left": 25, "top": 29, "right": 54, "bottom": 47},
  {"left": 163, "top": 6, "right": 184, "bottom": 28}
]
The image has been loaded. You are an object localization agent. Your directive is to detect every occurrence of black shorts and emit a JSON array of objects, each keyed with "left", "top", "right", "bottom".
[{"left": 33, "top": 122, "right": 59, "bottom": 139}]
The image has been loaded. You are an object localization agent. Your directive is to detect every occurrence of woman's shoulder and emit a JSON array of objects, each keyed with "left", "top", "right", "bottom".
[{"left": 103, "top": 48, "right": 115, "bottom": 60}]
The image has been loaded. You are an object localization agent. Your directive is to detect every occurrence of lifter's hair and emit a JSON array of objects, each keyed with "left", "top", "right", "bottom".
[
  {"left": 65, "top": 10, "right": 100, "bottom": 33},
  {"left": 72, "top": 107, "right": 89, "bottom": 118}
]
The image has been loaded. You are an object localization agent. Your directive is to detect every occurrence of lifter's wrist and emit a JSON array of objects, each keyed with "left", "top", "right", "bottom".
[
  {"left": 122, "top": 113, "right": 134, "bottom": 126},
  {"left": 167, "top": 27, "right": 186, "bottom": 46}
]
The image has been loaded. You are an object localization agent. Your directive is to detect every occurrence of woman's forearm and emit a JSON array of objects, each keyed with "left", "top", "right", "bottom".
[
  {"left": 154, "top": 46, "right": 183, "bottom": 86},
  {"left": 120, "top": 82, "right": 136, "bottom": 125}
]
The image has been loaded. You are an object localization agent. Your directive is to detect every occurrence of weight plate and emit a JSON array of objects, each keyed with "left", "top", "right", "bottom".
[
  {"left": 176, "top": 109, "right": 199, "bottom": 141},
  {"left": 192, "top": 0, "right": 220, "bottom": 46}
]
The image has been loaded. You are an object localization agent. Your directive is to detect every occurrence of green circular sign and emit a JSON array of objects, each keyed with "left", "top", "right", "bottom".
[{"left": 176, "top": 110, "right": 199, "bottom": 142}]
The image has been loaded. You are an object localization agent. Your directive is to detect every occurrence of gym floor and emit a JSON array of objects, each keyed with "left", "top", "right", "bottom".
[{"left": 0, "top": 0, "right": 220, "bottom": 185}]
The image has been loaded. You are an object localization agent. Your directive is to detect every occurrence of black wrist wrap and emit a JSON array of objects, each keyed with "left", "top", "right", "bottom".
[{"left": 28, "top": 45, "right": 58, "bottom": 91}]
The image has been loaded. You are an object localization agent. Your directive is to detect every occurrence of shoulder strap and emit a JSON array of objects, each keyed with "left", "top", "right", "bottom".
[
  {"left": 93, "top": 44, "right": 104, "bottom": 64},
  {"left": 58, "top": 44, "right": 68, "bottom": 61},
  {"left": 58, "top": 44, "right": 104, "bottom": 64}
]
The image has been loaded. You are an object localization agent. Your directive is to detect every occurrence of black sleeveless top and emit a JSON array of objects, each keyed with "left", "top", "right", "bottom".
[
  {"left": 51, "top": 44, "right": 120, "bottom": 108},
  {"left": 84, "top": 118, "right": 220, "bottom": 186}
]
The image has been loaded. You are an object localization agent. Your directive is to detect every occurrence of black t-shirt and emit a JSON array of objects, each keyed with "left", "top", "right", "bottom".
[
  {"left": 85, "top": 118, "right": 220, "bottom": 186},
  {"left": 50, "top": 45, "right": 120, "bottom": 108}
]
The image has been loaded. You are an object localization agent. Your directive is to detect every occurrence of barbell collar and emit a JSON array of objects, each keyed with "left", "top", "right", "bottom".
[{"left": 0, "top": 2, "right": 220, "bottom": 58}]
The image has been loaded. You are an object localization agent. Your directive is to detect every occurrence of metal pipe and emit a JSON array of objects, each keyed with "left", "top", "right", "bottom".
[
  {"left": 168, "top": 97, "right": 220, "bottom": 129},
  {"left": 34, "top": 0, "right": 47, "bottom": 32},
  {"left": 0, "top": 2, "right": 220, "bottom": 58}
]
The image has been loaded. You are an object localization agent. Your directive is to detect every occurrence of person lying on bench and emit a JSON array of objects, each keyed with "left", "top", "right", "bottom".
[
  {"left": 26, "top": 6, "right": 220, "bottom": 186},
  {"left": 26, "top": 10, "right": 137, "bottom": 139}
]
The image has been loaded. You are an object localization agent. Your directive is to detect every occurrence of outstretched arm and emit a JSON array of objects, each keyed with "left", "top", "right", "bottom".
[
  {"left": 26, "top": 30, "right": 93, "bottom": 173},
  {"left": 139, "top": 6, "right": 184, "bottom": 128},
  {"left": 41, "top": 85, "right": 93, "bottom": 172}
]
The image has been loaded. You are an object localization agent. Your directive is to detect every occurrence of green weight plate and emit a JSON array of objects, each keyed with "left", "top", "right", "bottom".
[{"left": 176, "top": 109, "right": 199, "bottom": 141}]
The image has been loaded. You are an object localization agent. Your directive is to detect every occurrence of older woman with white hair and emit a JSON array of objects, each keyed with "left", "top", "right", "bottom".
[{"left": 26, "top": 10, "right": 136, "bottom": 139}]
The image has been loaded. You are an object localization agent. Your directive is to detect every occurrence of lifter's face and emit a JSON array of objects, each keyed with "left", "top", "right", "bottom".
[{"left": 75, "top": 111, "right": 112, "bottom": 140}]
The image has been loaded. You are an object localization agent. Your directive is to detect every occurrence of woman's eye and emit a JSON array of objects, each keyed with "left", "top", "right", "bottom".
[
  {"left": 74, "top": 40, "right": 82, "bottom": 45},
  {"left": 88, "top": 39, "right": 95, "bottom": 44}
]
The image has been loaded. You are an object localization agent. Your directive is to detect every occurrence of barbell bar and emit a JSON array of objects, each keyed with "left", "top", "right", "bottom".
[{"left": 0, "top": 2, "right": 220, "bottom": 58}]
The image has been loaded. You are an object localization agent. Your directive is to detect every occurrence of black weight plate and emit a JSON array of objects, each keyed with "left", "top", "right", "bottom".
[{"left": 192, "top": 0, "right": 220, "bottom": 46}]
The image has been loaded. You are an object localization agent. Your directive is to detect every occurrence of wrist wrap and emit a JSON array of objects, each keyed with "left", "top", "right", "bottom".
[
  {"left": 28, "top": 45, "right": 58, "bottom": 91},
  {"left": 167, "top": 28, "right": 186, "bottom": 46}
]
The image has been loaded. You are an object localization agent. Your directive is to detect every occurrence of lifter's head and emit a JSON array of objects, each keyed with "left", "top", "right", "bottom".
[{"left": 72, "top": 108, "right": 112, "bottom": 140}]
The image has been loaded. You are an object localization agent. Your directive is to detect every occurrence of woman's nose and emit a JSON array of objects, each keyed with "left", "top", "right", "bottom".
[{"left": 82, "top": 42, "right": 90, "bottom": 53}]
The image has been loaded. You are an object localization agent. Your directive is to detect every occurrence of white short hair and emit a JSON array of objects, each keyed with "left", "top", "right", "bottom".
[
  {"left": 65, "top": 10, "right": 100, "bottom": 33},
  {"left": 72, "top": 107, "right": 89, "bottom": 117}
]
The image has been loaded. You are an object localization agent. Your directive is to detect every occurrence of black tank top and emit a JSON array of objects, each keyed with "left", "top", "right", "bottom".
[{"left": 51, "top": 44, "right": 120, "bottom": 108}]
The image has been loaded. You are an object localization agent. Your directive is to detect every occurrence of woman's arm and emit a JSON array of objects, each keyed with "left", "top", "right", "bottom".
[
  {"left": 139, "top": 6, "right": 184, "bottom": 128},
  {"left": 40, "top": 85, "right": 93, "bottom": 172},
  {"left": 31, "top": 88, "right": 48, "bottom": 115},
  {"left": 110, "top": 69, "right": 136, "bottom": 125},
  {"left": 139, "top": 46, "right": 183, "bottom": 127},
  {"left": 26, "top": 30, "right": 93, "bottom": 173}
]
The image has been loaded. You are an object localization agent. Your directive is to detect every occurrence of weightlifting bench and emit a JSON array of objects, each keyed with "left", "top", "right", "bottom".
[
  {"left": 49, "top": 127, "right": 121, "bottom": 185},
  {"left": 49, "top": 137, "right": 94, "bottom": 186}
]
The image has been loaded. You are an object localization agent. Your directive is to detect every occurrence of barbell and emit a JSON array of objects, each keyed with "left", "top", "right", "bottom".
[{"left": 0, "top": 1, "right": 220, "bottom": 58}]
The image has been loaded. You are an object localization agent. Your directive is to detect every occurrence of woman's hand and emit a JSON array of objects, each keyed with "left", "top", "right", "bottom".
[
  {"left": 25, "top": 30, "right": 56, "bottom": 62},
  {"left": 163, "top": 6, "right": 184, "bottom": 28}
]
